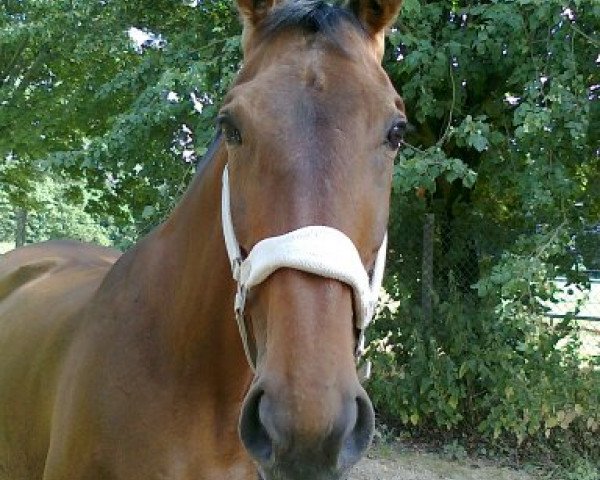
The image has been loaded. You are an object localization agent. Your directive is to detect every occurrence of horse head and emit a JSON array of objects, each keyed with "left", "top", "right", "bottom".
[{"left": 220, "top": 0, "right": 405, "bottom": 477}]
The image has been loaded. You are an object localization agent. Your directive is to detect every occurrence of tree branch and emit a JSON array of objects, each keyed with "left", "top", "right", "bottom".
[
  {"left": 437, "top": 61, "right": 456, "bottom": 147},
  {"left": 5, "top": 46, "right": 50, "bottom": 106},
  {"left": 1, "top": 34, "right": 30, "bottom": 86}
]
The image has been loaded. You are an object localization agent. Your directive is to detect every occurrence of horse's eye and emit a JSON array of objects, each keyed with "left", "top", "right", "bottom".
[
  {"left": 222, "top": 123, "right": 242, "bottom": 146},
  {"left": 387, "top": 119, "right": 407, "bottom": 150}
]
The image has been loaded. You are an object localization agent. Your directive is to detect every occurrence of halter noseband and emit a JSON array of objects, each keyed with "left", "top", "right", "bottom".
[{"left": 221, "top": 165, "right": 387, "bottom": 377}]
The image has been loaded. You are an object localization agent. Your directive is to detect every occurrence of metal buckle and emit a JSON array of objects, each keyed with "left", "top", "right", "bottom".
[
  {"left": 355, "top": 329, "right": 366, "bottom": 358},
  {"left": 235, "top": 283, "right": 247, "bottom": 319},
  {"left": 232, "top": 257, "right": 242, "bottom": 281},
  {"left": 355, "top": 330, "right": 372, "bottom": 381}
]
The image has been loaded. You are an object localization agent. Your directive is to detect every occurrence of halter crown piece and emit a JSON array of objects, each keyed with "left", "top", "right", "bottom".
[{"left": 221, "top": 165, "right": 387, "bottom": 378}]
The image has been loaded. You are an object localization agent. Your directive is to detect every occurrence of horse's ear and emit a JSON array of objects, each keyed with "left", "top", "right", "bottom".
[
  {"left": 348, "top": 0, "right": 403, "bottom": 60},
  {"left": 236, "top": 0, "right": 279, "bottom": 54},
  {"left": 237, "top": 0, "right": 277, "bottom": 26}
]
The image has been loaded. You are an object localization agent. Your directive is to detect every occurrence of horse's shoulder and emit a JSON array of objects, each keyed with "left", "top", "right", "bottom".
[{"left": 0, "top": 240, "right": 120, "bottom": 302}]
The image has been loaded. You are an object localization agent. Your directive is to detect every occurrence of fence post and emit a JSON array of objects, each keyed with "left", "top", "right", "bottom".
[
  {"left": 15, "top": 207, "right": 27, "bottom": 247},
  {"left": 422, "top": 213, "right": 435, "bottom": 323}
]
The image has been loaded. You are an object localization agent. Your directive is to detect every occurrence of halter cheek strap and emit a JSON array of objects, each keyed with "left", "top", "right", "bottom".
[{"left": 221, "top": 165, "right": 387, "bottom": 376}]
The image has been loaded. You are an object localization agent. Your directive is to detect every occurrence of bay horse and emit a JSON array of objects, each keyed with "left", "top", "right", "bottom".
[{"left": 0, "top": 0, "right": 406, "bottom": 478}]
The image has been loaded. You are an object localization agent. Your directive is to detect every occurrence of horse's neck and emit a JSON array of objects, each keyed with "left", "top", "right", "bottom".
[{"left": 110, "top": 142, "right": 251, "bottom": 388}]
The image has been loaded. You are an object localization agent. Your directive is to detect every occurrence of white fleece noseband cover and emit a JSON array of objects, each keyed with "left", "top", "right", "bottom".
[{"left": 222, "top": 165, "right": 387, "bottom": 375}]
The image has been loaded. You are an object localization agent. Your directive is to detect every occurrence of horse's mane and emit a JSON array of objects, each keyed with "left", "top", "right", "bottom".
[
  {"left": 261, "top": 0, "right": 365, "bottom": 43},
  {"left": 195, "top": 130, "right": 222, "bottom": 171}
]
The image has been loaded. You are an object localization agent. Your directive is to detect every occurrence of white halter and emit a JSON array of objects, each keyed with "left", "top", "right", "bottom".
[{"left": 221, "top": 165, "right": 387, "bottom": 375}]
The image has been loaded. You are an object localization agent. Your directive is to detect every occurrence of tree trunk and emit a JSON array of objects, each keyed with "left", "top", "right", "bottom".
[{"left": 15, "top": 207, "right": 27, "bottom": 247}]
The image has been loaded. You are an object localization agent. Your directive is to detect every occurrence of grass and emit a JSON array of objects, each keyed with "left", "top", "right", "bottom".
[{"left": 361, "top": 439, "right": 598, "bottom": 479}]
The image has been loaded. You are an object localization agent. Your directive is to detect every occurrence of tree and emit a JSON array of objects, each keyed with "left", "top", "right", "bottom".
[
  {"left": 388, "top": 0, "right": 599, "bottom": 281},
  {"left": 1, "top": 0, "right": 599, "bottom": 461},
  {"left": 1, "top": 0, "right": 241, "bottom": 237},
  {"left": 370, "top": 0, "right": 600, "bottom": 456}
]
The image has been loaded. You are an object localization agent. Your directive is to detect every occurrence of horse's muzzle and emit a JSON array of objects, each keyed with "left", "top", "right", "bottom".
[{"left": 239, "top": 380, "right": 375, "bottom": 480}]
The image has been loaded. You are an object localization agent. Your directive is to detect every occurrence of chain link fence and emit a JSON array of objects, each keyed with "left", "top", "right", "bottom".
[
  {"left": 390, "top": 212, "right": 600, "bottom": 321},
  {"left": 544, "top": 229, "right": 600, "bottom": 321}
]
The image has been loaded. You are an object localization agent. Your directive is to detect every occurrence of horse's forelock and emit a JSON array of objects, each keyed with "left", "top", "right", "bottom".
[{"left": 259, "top": 0, "right": 366, "bottom": 45}]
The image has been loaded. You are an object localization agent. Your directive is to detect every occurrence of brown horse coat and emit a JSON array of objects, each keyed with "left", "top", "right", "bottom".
[
  {"left": 1, "top": 154, "right": 256, "bottom": 478},
  {"left": 0, "top": 0, "right": 405, "bottom": 478}
]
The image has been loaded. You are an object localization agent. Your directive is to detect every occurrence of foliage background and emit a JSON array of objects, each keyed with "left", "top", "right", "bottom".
[{"left": 1, "top": 0, "right": 599, "bottom": 474}]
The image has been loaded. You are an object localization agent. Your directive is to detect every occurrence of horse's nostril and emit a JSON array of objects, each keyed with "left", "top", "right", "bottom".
[
  {"left": 240, "top": 384, "right": 374, "bottom": 475},
  {"left": 239, "top": 388, "right": 273, "bottom": 464},
  {"left": 338, "top": 391, "right": 375, "bottom": 470}
]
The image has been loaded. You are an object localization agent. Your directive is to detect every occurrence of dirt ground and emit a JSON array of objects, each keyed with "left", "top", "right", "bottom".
[{"left": 349, "top": 445, "right": 539, "bottom": 480}]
